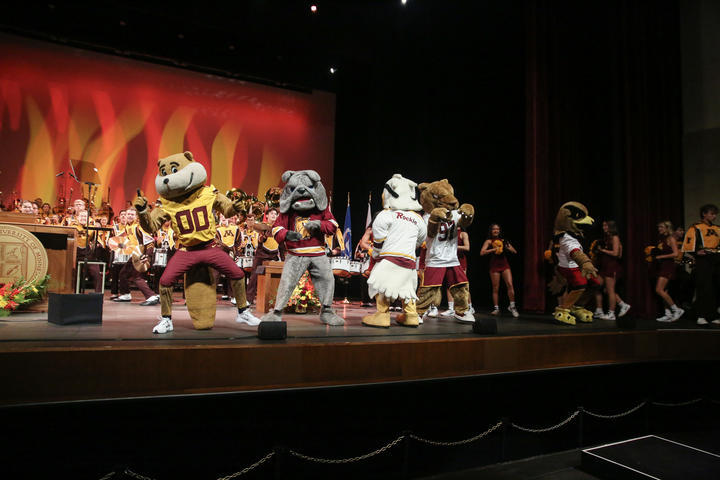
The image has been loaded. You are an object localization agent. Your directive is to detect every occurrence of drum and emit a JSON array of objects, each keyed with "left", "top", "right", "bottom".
[
  {"left": 349, "top": 261, "right": 362, "bottom": 275},
  {"left": 113, "top": 253, "right": 131, "bottom": 264},
  {"left": 153, "top": 248, "right": 169, "bottom": 267},
  {"left": 236, "top": 255, "right": 254, "bottom": 272},
  {"left": 361, "top": 259, "right": 372, "bottom": 278},
  {"left": 331, "top": 257, "right": 351, "bottom": 277}
]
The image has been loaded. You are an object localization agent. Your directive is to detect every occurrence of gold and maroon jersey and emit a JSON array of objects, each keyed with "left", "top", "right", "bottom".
[
  {"left": 159, "top": 185, "right": 218, "bottom": 247},
  {"left": 682, "top": 222, "right": 720, "bottom": 252},
  {"left": 217, "top": 224, "right": 240, "bottom": 249}
]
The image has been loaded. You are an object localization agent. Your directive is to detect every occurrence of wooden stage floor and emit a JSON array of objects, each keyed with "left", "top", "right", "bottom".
[{"left": 1, "top": 291, "right": 719, "bottom": 406}]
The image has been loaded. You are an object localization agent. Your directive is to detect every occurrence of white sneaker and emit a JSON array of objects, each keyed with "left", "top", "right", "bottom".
[
  {"left": 508, "top": 305, "right": 519, "bottom": 318},
  {"left": 712, "top": 319, "right": 720, "bottom": 325},
  {"left": 426, "top": 306, "right": 439, "bottom": 317},
  {"left": 697, "top": 318, "right": 708, "bottom": 325},
  {"left": 656, "top": 309, "right": 672, "bottom": 322},
  {"left": 113, "top": 293, "right": 132, "bottom": 302},
  {"left": 469, "top": 305, "right": 475, "bottom": 314},
  {"left": 670, "top": 307, "right": 684, "bottom": 321},
  {"left": 490, "top": 307, "right": 500, "bottom": 316},
  {"left": 618, "top": 303, "right": 631, "bottom": 317},
  {"left": 221, "top": 295, "right": 230, "bottom": 300},
  {"left": 153, "top": 316, "right": 173, "bottom": 334},
  {"left": 230, "top": 297, "right": 236, "bottom": 305},
  {"left": 440, "top": 308, "right": 455, "bottom": 317},
  {"left": 454, "top": 310, "right": 475, "bottom": 323},
  {"left": 236, "top": 309, "right": 261, "bottom": 326},
  {"left": 594, "top": 309, "right": 604, "bottom": 317},
  {"left": 603, "top": 311, "right": 616, "bottom": 321}
]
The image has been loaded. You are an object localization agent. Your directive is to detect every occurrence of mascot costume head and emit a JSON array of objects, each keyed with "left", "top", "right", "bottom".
[
  {"left": 362, "top": 174, "right": 427, "bottom": 328},
  {"left": 134, "top": 151, "right": 260, "bottom": 333},
  {"left": 260, "top": 170, "right": 344, "bottom": 326},
  {"left": 548, "top": 201, "right": 599, "bottom": 325},
  {"left": 414, "top": 179, "right": 475, "bottom": 324}
]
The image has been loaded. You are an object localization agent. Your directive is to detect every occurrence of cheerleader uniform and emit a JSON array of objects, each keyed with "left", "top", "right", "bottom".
[
  {"left": 598, "top": 235, "right": 623, "bottom": 278},
  {"left": 656, "top": 239, "right": 676, "bottom": 280},
  {"left": 488, "top": 238, "right": 510, "bottom": 273}
]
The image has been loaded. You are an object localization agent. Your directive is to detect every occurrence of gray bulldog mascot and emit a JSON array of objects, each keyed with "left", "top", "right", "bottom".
[{"left": 261, "top": 170, "right": 345, "bottom": 326}]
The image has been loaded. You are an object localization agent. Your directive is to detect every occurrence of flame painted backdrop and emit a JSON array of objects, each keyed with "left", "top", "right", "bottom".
[{"left": 0, "top": 34, "right": 335, "bottom": 210}]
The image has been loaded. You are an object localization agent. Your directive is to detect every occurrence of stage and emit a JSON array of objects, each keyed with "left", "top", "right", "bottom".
[{"left": 1, "top": 292, "right": 719, "bottom": 407}]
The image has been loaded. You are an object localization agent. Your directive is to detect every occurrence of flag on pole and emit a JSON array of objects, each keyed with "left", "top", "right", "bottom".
[
  {"left": 342, "top": 193, "right": 353, "bottom": 258},
  {"left": 365, "top": 192, "right": 372, "bottom": 228}
]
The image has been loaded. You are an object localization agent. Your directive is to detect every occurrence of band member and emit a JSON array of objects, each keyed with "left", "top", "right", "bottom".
[
  {"left": 216, "top": 214, "right": 242, "bottom": 302},
  {"left": 113, "top": 208, "right": 158, "bottom": 305},
  {"left": 73, "top": 210, "right": 103, "bottom": 292},
  {"left": 654, "top": 220, "right": 684, "bottom": 322},
  {"left": 150, "top": 219, "right": 176, "bottom": 292},
  {"left": 109, "top": 210, "right": 127, "bottom": 299},
  {"left": 682, "top": 204, "right": 720, "bottom": 325},
  {"left": 480, "top": 223, "right": 519, "bottom": 317},
  {"left": 246, "top": 207, "right": 282, "bottom": 305},
  {"left": 593, "top": 220, "right": 631, "bottom": 320}
]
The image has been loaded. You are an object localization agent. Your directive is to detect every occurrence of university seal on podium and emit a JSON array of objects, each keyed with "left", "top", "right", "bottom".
[{"left": 0, "top": 224, "right": 48, "bottom": 284}]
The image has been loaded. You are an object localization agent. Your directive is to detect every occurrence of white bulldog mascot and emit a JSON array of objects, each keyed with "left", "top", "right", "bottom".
[{"left": 362, "top": 174, "right": 427, "bottom": 328}]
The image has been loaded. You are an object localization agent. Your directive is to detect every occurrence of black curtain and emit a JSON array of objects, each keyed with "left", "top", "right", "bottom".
[{"left": 524, "top": 0, "right": 683, "bottom": 317}]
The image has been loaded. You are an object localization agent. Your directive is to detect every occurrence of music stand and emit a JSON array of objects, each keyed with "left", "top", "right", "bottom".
[{"left": 70, "top": 159, "right": 102, "bottom": 293}]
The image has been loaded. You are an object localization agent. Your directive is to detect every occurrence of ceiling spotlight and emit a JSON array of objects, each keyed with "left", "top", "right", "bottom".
[
  {"left": 401, "top": 0, "right": 408, "bottom": 4},
  {"left": 310, "top": 5, "right": 317, "bottom": 13},
  {"left": 329, "top": 67, "right": 336, "bottom": 74}
]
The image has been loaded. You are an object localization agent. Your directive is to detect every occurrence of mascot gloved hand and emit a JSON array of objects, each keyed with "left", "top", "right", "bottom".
[
  {"left": 260, "top": 170, "right": 344, "bottom": 326},
  {"left": 135, "top": 151, "right": 261, "bottom": 333},
  {"left": 362, "top": 174, "right": 427, "bottom": 329},
  {"left": 415, "top": 179, "right": 475, "bottom": 324},
  {"left": 548, "top": 201, "right": 599, "bottom": 325}
]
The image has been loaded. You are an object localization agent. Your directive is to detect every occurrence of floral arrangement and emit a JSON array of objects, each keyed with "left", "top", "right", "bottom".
[
  {"left": 0, "top": 275, "right": 50, "bottom": 317},
  {"left": 285, "top": 271, "right": 321, "bottom": 313}
]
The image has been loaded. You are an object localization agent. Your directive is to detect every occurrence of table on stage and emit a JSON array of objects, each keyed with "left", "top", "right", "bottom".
[
  {"left": 0, "top": 214, "right": 77, "bottom": 294},
  {"left": 255, "top": 260, "right": 284, "bottom": 313}
]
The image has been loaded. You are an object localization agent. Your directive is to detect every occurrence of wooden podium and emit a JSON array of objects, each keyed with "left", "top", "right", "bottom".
[
  {"left": 255, "top": 260, "right": 285, "bottom": 313},
  {"left": 0, "top": 216, "right": 77, "bottom": 294}
]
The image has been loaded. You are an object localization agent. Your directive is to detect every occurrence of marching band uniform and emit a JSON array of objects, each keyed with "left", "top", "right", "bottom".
[
  {"left": 114, "top": 219, "right": 158, "bottom": 304},
  {"left": 682, "top": 218, "right": 720, "bottom": 324}
]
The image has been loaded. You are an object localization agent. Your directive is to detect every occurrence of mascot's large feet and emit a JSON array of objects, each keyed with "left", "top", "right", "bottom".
[
  {"left": 396, "top": 312, "right": 419, "bottom": 328},
  {"left": 261, "top": 310, "right": 283, "bottom": 322},
  {"left": 320, "top": 306, "right": 345, "bottom": 326},
  {"left": 553, "top": 308, "right": 576, "bottom": 325},
  {"left": 571, "top": 306, "right": 594, "bottom": 323},
  {"left": 362, "top": 312, "right": 391, "bottom": 328}
]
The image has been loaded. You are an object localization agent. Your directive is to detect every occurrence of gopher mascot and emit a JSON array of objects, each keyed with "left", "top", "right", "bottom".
[
  {"left": 260, "top": 170, "right": 344, "bottom": 326},
  {"left": 134, "top": 151, "right": 261, "bottom": 333},
  {"left": 416, "top": 179, "right": 475, "bottom": 323},
  {"left": 362, "top": 174, "right": 427, "bottom": 328},
  {"left": 548, "top": 201, "right": 600, "bottom": 325}
]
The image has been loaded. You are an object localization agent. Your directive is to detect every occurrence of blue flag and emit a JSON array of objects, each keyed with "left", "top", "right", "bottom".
[{"left": 342, "top": 198, "right": 352, "bottom": 259}]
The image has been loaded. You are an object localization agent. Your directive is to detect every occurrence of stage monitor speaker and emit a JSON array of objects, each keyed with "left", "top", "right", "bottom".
[
  {"left": 616, "top": 316, "right": 636, "bottom": 330},
  {"left": 48, "top": 293, "right": 103, "bottom": 325},
  {"left": 258, "top": 321, "right": 287, "bottom": 340},
  {"left": 472, "top": 317, "right": 497, "bottom": 335}
]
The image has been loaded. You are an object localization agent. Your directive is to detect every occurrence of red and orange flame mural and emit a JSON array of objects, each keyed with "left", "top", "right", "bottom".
[{"left": 0, "top": 34, "right": 335, "bottom": 211}]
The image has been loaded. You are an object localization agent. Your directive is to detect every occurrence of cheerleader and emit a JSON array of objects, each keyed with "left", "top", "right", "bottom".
[
  {"left": 654, "top": 220, "right": 684, "bottom": 322},
  {"left": 593, "top": 220, "right": 631, "bottom": 320},
  {"left": 480, "top": 223, "right": 518, "bottom": 317}
]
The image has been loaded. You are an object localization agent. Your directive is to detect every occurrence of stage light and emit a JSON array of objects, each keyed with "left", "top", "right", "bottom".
[
  {"left": 310, "top": 5, "right": 317, "bottom": 13},
  {"left": 329, "top": 67, "right": 336, "bottom": 74},
  {"left": 401, "top": 0, "right": 408, "bottom": 5}
]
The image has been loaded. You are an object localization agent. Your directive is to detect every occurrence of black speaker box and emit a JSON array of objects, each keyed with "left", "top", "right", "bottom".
[
  {"left": 48, "top": 293, "right": 103, "bottom": 325},
  {"left": 472, "top": 317, "right": 498, "bottom": 335},
  {"left": 258, "top": 321, "right": 287, "bottom": 340}
]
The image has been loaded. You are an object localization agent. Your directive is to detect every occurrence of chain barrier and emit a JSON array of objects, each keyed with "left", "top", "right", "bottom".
[
  {"left": 123, "top": 468, "right": 157, "bottom": 480},
  {"left": 585, "top": 400, "right": 647, "bottom": 419},
  {"left": 216, "top": 451, "right": 276, "bottom": 480},
  {"left": 409, "top": 421, "right": 503, "bottom": 446},
  {"left": 511, "top": 410, "right": 580, "bottom": 433},
  {"left": 652, "top": 398, "right": 703, "bottom": 407},
  {"left": 288, "top": 434, "right": 406, "bottom": 464},
  {"left": 97, "top": 396, "right": 719, "bottom": 479}
]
